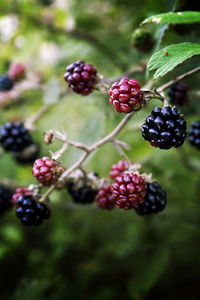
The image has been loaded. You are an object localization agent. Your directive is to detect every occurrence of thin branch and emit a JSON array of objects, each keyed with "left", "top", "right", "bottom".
[
  {"left": 25, "top": 104, "right": 50, "bottom": 131},
  {"left": 158, "top": 66, "right": 200, "bottom": 92},
  {"left": 111, "top": 139, "right": 132, "bottom": 167}
]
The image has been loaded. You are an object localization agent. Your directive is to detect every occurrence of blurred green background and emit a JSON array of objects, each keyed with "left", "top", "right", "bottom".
[{"left": 0, "top": 0, "right": 200, "bottom": 299}]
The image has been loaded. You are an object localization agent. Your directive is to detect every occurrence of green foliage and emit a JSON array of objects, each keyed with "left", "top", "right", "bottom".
[
  {"left": 148, "top": 42, "right": 200, "bottom": 78},
  {"left": 0, "top": 0, "right": 200, "bottom": 299},
  {"left": 142, "top": 11, "right": 200, "bottom": 25}
]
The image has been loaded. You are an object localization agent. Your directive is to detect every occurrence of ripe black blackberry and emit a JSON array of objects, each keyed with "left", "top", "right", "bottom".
[
  {"left": 0, "top": 184, "right": 13, "bottom": 214},
  {"left": 64, "top": 60, "right": 97, "bottom": 95},
  {"left": 188, "top": 121, "right": 200, "bottom": 150},
  {"left": 168, "top": 82, "right": 189, "bottom": 106},
  {"left": 0, "top": 122, "right": 32, "bottom": 152},
  {"left": 136, "top": 181, "right": 167, "bottom": 215},
  {"left": 16, "top": 195, "right": 51, "bottom": 226},
  {"left": 67, "top": 182, "right": 98, "bottom": 204},
  {"left": 141, "top": 106, "right": 187, "bottom": 149},
  {"left": 0, "top": 75, "right": 14, "bottom": 92},
  {"left": 13, "top": 143, "right": 40, "bottom": 164}
]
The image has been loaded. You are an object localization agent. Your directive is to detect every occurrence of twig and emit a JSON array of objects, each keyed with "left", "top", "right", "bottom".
[
  {"left": 111, "top": 139, "right": 132, "bottom": 167},
  {"left": 25, "top": 104, "right": 50, "bottom": 131},
  {"left": 158, "top": 66, "right": 200, "bottom": 92}
]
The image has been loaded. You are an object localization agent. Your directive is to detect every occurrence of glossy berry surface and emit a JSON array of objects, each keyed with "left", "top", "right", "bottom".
[
  {"left": 16, "top": 195, "right": 51, "bottom": 226},
  {"left": 136, "top": 181, "right": 167, "bottom": 215},
  {"left": 188, "top": 121, "right": 200, "bottom": 150},
  {"left": 141, "top": 106, "right": 187, "bottom": 149},
  {"left": 108, "top": 78, "right": 143, "bottom": 113},
  {"left": 168, "top": 82, "right": 189, "bottom": 106},
  {"left": 13, "top": 143, "right": 40, "bottom": 164},
  {"left": 67, "top": 182, "right": 98, "bottom": 204},
  {"left": 110, "top": 160, "right": 128, "bottom": 180},
  {"left": 112, "top": 173, "right": 146, "bottom": 210},
  {"left": 12, "top": 187, "right": 31, "bottom": 205},
  {"left": 96, "top": 185, "right": 115, "bottom": 210},
  {"left": 8, "top": 62, "right": 26, "bottom": 81},
  {"left": 32, "top": 157, "right": 58, "bottom": 186},
  {"left": 0, "top": 184, "right": 13, "bottom": 214},
  {"left": 64, "top": 60, "right": 97, "bottom": 95},
  {"left": 0, "top": 122, "right": 32, "bottom": 152},
  {"left": 0, "top": 75, "right": 14, "bottom": 91}
]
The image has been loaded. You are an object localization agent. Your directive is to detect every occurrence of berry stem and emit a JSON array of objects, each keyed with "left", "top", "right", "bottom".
[{"left": 111, "top": 139, "right": 132, "bottom": 167}]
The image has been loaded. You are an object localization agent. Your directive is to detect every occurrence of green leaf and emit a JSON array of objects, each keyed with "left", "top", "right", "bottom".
[
  {"left": 43, "top": 77, "right": 60, "bottom": 105},
  {"left": 147, "top": 42, "right": 200, "bottom": 79},
  {"left": 142, "top": 11, "right": 200, "bottom": 26}
]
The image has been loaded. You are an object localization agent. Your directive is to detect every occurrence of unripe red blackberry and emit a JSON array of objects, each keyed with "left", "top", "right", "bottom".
[
  {"left": 32, "top": 157, "right": 62, "bottom": 186},
  {"left": 12, "top": 187, "right": 31, "bottom": 205},
  {"left": 8, "top": 63, "right": 26, "bottom": 82},
  {"left": 64, "top": 60, "right": 97, "bottom": 95},
  {"left": 141, "top": 106, "right": 187, "bottom": 149},
  {"left": 16, "top": 195, "right": 51, "bottom": 226},
  {"left": 0, "top": 184, "right": 13, "bottom": 214},
  {"left": 13, "top": 143, "right": 40, "bottom": 164},
  {"left": 111, "top": 173, "right": 146, "bottom": 210},
  {"left": 136, "top": 181, "right": 167, "bottom": 215},
  {"left": 0, "top": 122, "right": 33, "bottom": 152},
  {"left": 188, "top": 121, "right": 200, "bottom": 150},
  {"left": 110, "top": 160, "right": 128, "bottom": 180},
  {"left": 0, "top": 75, "right": 14, "bottom": 91},
  {"left": 96, "top": 185, "right": 115, "bottom": 210},
  {"left": 108, "top": 78, "right": 143, "bottom": 113},
  {"left": 168, "top": 82, "right": 189, "bottom": 106}
]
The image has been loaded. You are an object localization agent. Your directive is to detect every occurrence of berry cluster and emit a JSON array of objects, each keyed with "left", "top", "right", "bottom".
[
  {"left": 0, "top": 122, "right": 33, "bottom": 152},
  {"left": 64, "top": 60, "right": 97, "bottom": 95},
  {"left": 188, "top": 121, "right": 200, "bottom": 150},
  {"left": 32, "top": 157, "right": 60, "bottom": 186},
  {"left": 168, "top": 82, "right": 189, "bottom": 106},
  {"left": 109, "top": 78, "right": 143, "bottom": 113},
  {"left": 141, "top": 106, "right": 187, "bottom": 149},
  {"left": 96, "top": 185, "right": 115, "bottom": 210},
  {"left": 16, "top": 195, "right": 51, "bottom": 226},
  {"left": 112, "top": 173, "right": 146, "bottom": 210},
  {"left": 0, "top": 184, "right": 13, "bottom": 214},
  {"left": 136, "top": 181, "right": 166, "bottom": 215}
]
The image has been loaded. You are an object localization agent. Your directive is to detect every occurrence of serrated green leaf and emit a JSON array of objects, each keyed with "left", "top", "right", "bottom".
[
  {"left": 142, "top": 11, "right": 200, "bottom": 26},
  {"left": 147, "top": 42, "right": 200, "bottom": 79},
  {"left": 43, "top": 77, "right": 60, "bottom": 105}
]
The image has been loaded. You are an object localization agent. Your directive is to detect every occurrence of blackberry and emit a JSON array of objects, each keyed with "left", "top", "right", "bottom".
[
  {"left": 0, "top": 122, "right": 32, "bottom": 152},
  {"left": 0, "top": 75, "right": 14, "bottom": 92},
  {"left": 8, "top": 63, "right": 26, "bottom": 82},
  {"left": 168, "top": 82, "right": 189, "bottom": 106},
  {"left": 0, "top": 184, "right": 13, "bottom": 214},
  {"left": 67, "top": 182, "right": 98, "bottom": 204},
  {"left": 109, "top": 78, "right": 143, "bottom": 113},
  {"left": 136, "top": 181, "right": 167, "bottom": 215},
  {"left": 96, "top": 185, "right": 115, "bottom": 210},
  {"left": 141, "top": 106, "right": 187, "bottom": 149},
  {"left": 13, "top": 143, "right": 40, "bottom": 164},
  {"left": 188, "top": 121, "right": 200, "bottom": 150},
  {"left": 32, "top": 157, "right": 60, "bottom": 186},
  {"left": 110, "top": 160, "right": 128, "bottom": 180},
  {"left": 111, "top": 173, "right": 146, "bottom": 210},
  {"left": 12, "top": 187, "right": 31, "bottom": 205},
  {"left": 64, "top": 60, "right": 97, "bottom": 95},
  {"left": 16, "top": 195, "right": 51, "bottom": 226}
]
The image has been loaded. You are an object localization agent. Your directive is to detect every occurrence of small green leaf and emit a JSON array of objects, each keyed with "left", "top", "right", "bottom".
[
  {"left": 148, "top": 42, "right": 200, "bottom": 79},
  {"left": 142, "top": 11, "right": 200, "bottom": 26},
  {"left": 44, "top": 77, "right": 60, "bottom": 105}
]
